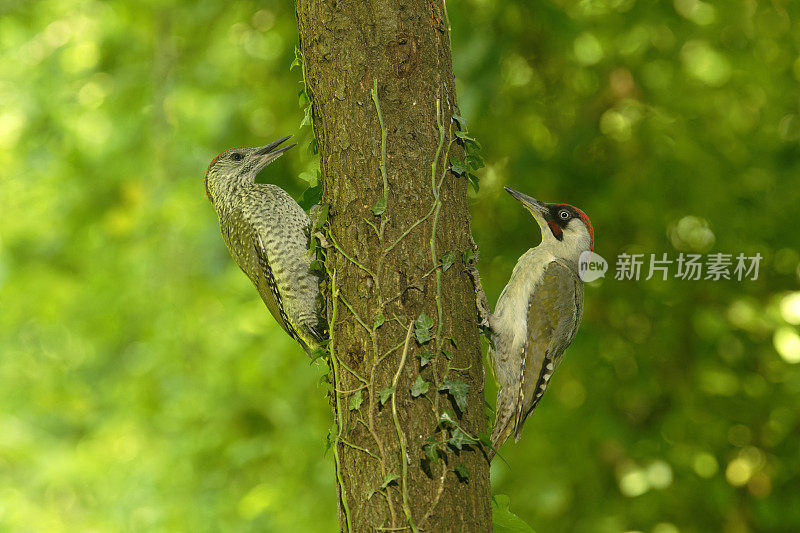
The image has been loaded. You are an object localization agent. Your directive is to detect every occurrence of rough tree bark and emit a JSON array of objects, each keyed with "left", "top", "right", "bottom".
[{"left": 296, "top": 1, "right": 491, "bottom": 531}]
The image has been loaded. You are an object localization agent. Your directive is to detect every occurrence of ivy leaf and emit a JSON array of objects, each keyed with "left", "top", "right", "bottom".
[
  {"left": 424, "top": 443, "right": 439, "bottom": 464},
  {"left": 371, "top": 197, "right": 387, "bottom": 216},
  {"left": 414, "top": 312, "right": 433, "bottom": 344},
  {"left": 492, "top": 495, "right": 536, "bottom": 532},
  {"left": 466, "top": 152, "right": 485, "bottom": 171},
  {"left": 299, "top": 181, "right": 323, "bottom": 211},
  {"left": 463, "top": 135, "right": 482, "bottom": 151},
  {"left": 290, "top": 46, "right": 302, "bottom": 71},
  {"left": 462, "top": 248, "right": 475, "bottom": 265},
  {"left": 300, "top": 103, "right": 313, "bottom": 127},
  {"left": 410, "top": 376, "right": 429, "bottom": 397},
  {"left": 441, "top": 251, "right": 456, "bottom": 272},
  {"left": 448, "top": 426, "right": 478, "bottom": 451},
  {"left": 379, "top": 386, "right": 396, "bottom": 405},
  {"left": 309, "top": 259, "right": 324, "bottom": 272},
  {"left": 298, "top": 162, "right": 320, "bottom": 184},
  {"left": 455, "top": 130, "right": 475, "bottom": 143},
  {"left": 298, "top": 87, "right": 309, "bottom": 107},
  {"left": 373, "top": 313, "right": 385, "bottom": 329},
  {"left": 452, "top": 113, "right": 466, "bottom": 130},
  {"left": 467, "top": 173, "right": 480, "bottom": 193},
  {"left": 415, "top": 328, "right": 431, "bottom": 345},
  {"left": 440, "top": 378, "right": 469, "bottom": 413},
  {"left": 441, "top": 349, "right": 452, "bottom": 360},
  {"left": 308, "top": 136, "right": 318, "bottom": 155},
  {"left": 415, "top": 312, "right": 434, "bottom": 331},
  {"left": 450, "top": 155, "right": 468, "bottom": 176},
  {"left": 454, "top": 462, "right": 470, "bottom": 481},
  {"left": 417, "top": 350, "right": 433, "bottom": 368},
  {"left": 438, "top": 411, "right": 457, "bottom": 429},
  {"left": 310, "top": 347, "right": 328, "bottom": 363},
  {"left": 381, "top": 473, "right": 400, "bottom": 489},
  {"left": 349, "top": 390, "right": 363, "bottom": 411}
]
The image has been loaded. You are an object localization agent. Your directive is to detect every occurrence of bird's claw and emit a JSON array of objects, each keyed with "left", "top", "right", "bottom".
[
  {"left": 314, "top": 231, "right": 331, "bottom": 249},
  {"left": 465, "top": 264, "right": 492, "bottom": 329}
]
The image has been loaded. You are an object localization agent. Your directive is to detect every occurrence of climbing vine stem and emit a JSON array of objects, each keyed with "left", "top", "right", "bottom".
[
  {"left": 329, "top": 269, "right": 353, "bottom": 533},
  {"left": 391, "top": 323, "right": 419, "bottom": 533}
]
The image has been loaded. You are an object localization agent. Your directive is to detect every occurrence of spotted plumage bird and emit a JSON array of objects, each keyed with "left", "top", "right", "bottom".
[{"left": 204, "top": 136, "right": 326, "bottom": 355}]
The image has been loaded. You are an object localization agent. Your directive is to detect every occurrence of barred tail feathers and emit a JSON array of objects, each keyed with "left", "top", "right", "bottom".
[{"left": 490, "top": 386, "right": 519, "bottom": 459}]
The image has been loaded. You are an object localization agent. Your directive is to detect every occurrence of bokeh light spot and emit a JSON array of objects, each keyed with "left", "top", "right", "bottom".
[
  {"left": 773, "top": 327, "right": 800, "bottom": 363},
  {"left": 674, "top": 0, "right": 716, "bottom": 25},
  {"left": 668, "top": 216, "right": 715, "bottom": 252},
  {"left": 0, "top": 110, "right": 26, "bottom": 149},
  {"left": 555, "top": 379, "right": 586, "bottom": 408},
  {"left": 502, "top": 54, "right": 533, "bottom": 87},
  {"left": 77, "top": 75, "right": 111, "bottom": 109},
  {"left": 692, "top": 452, "right": 718, "bottom": 478},
  {"left": 60, "top": 41, "right": 99, "bottom": 73},
  {"left": 653, "top": 523, "right": 680, "bottom": 533},
  {"left": 646, "top": 460, "right": 673, "bottom": 489},
  {"left": 726, "top": 457, "right": 753, "bottom": 486},
  {"left": 237, "top": 483, "right": 276, "bottom": 520},
  {"left": 779, "top": 292, "right": 800, "bottom": 325},
  {"left": 681, "top": 40, "right": 731, "bottom": 87},
  {"left": 574, "top": 33, "right": 603, "bottom": 66},
  {"left": 725, "top": 447, "right": 765, "bottom": 487},
  {"left": 619, "top": 468, "right": 649, "bottom": 497},
  {"left": 600, "top": 109, "right": 632, "bottom": 142}
]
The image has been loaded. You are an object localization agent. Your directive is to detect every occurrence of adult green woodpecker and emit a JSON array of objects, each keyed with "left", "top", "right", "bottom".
[
  {"left": 204, "top": 136, "right": 326, "bottom": 356},
  {"left": 488, "top": 187, "right": 593, "bottom": 459}
]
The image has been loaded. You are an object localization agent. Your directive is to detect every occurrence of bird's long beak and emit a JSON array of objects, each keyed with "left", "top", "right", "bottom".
[
  {"left": 253, "top": 135, "right": 297, "bottom": 170},
  {"left": 504, "top": 187, "right": 549, "bottom": 223}
]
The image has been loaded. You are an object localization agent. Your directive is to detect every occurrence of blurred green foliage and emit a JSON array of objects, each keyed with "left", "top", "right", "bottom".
[{"left": 1, "top": 0, "right": 799, "bottom": 532}]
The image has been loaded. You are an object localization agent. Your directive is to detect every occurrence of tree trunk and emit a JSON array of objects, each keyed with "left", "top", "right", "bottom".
[{"left": 296, "top": 1, "right": 491, "bottom": 531}]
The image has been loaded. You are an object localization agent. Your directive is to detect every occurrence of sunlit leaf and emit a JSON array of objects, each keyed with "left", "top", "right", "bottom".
[
  {"left": 493, "top": 495, "right": 536, "bottom": 532},
  {"left": 410, "top": 376, "right": 429, "bottom": 397},
  {"left": 448, "top": 427, "right": 477, "bottom": 450},
  {"left": 371, "top": 197, "right": 386, "bottom": 216},
  {"left": 349, "top": 390, "right": 363, "bottom": 411}
]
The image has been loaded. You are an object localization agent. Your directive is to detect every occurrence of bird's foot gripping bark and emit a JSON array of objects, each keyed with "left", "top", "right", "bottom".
[
  {"left": 466, "top": 264, "right": 492, "bottom": 329},
  {"left": 313, "top": 231, "right": 330, "bottom": 249},
  {"left": 464, "top": 236, "right": 493, "bottom": 329}
]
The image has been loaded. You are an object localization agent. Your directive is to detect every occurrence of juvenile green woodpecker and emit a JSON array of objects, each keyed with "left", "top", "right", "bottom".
[
  {"left": 488, "top": 187, "right": 593, "bottom": 459},
  {"left": 204, "top": 136, "right": 326, "bottom": 356}
]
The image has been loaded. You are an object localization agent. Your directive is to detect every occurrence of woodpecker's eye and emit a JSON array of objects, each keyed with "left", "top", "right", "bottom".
[
  {"left": 559, "top": 209, "right": 570, "bottom": 220},
  {"left": 231, "top": 152, "right": 244, "bottom": 161}
]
